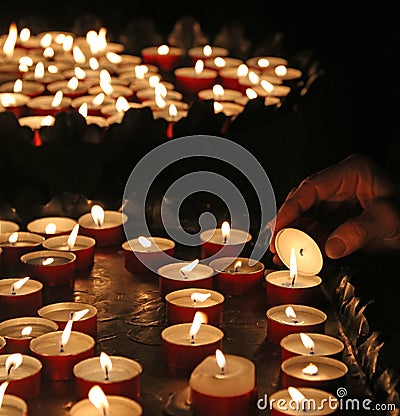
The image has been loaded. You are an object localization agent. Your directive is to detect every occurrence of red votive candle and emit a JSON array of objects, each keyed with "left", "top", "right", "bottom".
[
  {"left": 0, "top": 393, "right": 28, "bottom": 415},
  {"left": 26, "top": 94, "right": 72, "bottom": 116},
  {"left": 209, "top": 257, "right": 264, "bottom": 296},
  {"left": 37, "top": 302, "right": 97, "bottom": 339},
  {"left": 20, "top": 250, "right": 76, "bottom": 288},
  {"left": 174, "top": 62, "right": 218, "bottom": 95},
  {"left": 27, "top": 216, "right": 78, "bottom": 237},
  {"left": 0, "top": 353, "right": 42, "bottom": 400},
  {"left": 0, "top": 317, "right": 58, "bottom": 354},
  {"left": 141, "top": 45, "right": 184, "bottom": 71},
  {"left": 29, "top": 329, "right": 95, "bottom": 380},
  {"left": 161, "top": 322, "right": 223, "bottom": 371},
  {"left": 266, "top": 304, "right": 327, "bottom": 345},
  {"left": 189, "top": 351, "right": 258, "bottom": 416},
  {"left": 165, "top": 288, "right": 224, "bottom": 326},
  {"left": 73, "top": 354, "right": 143, "bottom": 401},
  {"left": 0, "top": 277, "right": 43, "bottom": 319}
]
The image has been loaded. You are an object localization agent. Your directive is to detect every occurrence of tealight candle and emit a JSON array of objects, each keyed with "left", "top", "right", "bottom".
[
  {"left": 174, "top": 60, "right": 218, "bottom": 95},
  {"left": 87, "top": 84, "right": 134, "bottom": 100},
  {"left": 268, "top": 386, "right": 338, "bottom": 415},
  {"left": 23, "top": 70, "right": 65, "bottom": 85},
  {"left": 142, "top": 99, "right": 188, "bottom": 113},
  {"left": 122, "top": 236, "right": 175, "bottom": 274},
  {"left": 0, "top": 317, "right": 58, "bottom": 354},
  {"left": 165, "top": 288, "right": 224, "bottom": 326},
  {"left": 136, "top": 87, "right": 183, "bottom": 103},
  {"left": 280, "top": 332, "right": 345, "bottom": 362},
  {"left": 70, "top": 94, "right": 115, "bottom": 116},
  {"left": 157, "top": 260, "right": 214, "bottom": 298},
  {"left": 0, "top": 232, "right": 44, "bottom": 272},
  {"left": 188, "top": 45, "right": 229, "bottom": 63},
  {"left": 19, "top": 250, "right": 76, "bottom": 288},
  {"left": 141, "top": 44, "right": 184, "bottom": 71},
  {"left": 0, "top": 220, "right": 20, "bottom": 234},
  {"left": 37, "top": 301, "right": 97, "bottom": 338},
  {"left": 29, "top": 323, "right": 95, "bottom": 380},
  {"left": 280, "top": 355, "right": 348, "bottom": 393},
  {"left": 100, "top": 101, "right": 142, "bottom": 119},
  {"left": 0, "top": 277, "right": 43, "bottom": 319},
  {"left": 266, "top": 228, "right": 324, "bottom": 306},
  {"left": 199, "top": 221, "right": 252, "bottom": 260},
  {"left": 27, "top": 216, "right": 78, "bottom": 237},
  {"left": 161, "top": 313, "right": 224, "bottom": 370},
  {"left": 0, "top": 353, "right": 42, "bottom": 400},
  {"left": 0, "top": 80, "right": 45, "bottom": 98},
  {"left": 0, "top": 92, "right": 29, "bottom": 117},
  {"left": 73, "top": 353, "right": 143, "bottom": 400},
  {"left": 189, "top": 350, "right": 257, "bottom": 416},
  {"left": 261, "top": 64, "right": 303, "bottom": 81},
  {"left": 78, "top": 205, "right": 128, "bottom": 247},
  {"left": 209, "top": 257, "right": 264, "bottom": 296},
  {"left": 70, "top": 386, "right": 143, "bottom": 416},
  {"left": 46, "top": 78, "right": 89, "bottom": 98},
  {"left": 152, "top": 104, "right": 188, "bottom": 138},
  {"left": 246, "top": 83, "right": 291, "bottom": 98},
  {"left": 18, "top": 115, "right": 55, "bottom": 130},
  {"left": 204, "top": 57, "right": 243, "bottom": 72},
  {"left": 26, "top": 93, "right": 72, "bottom": 116},
  {"left": 42, "top": 225, "right": 96, "bottom": 271},
  {"left": 219, "top": 64, "right": 253, "bottom": 91},
  {"left": 266, "top": 304, "right": 327, "bottom": 345},
  {"left": 198, "top": 84, "right": 243, "bottom": 102},
  {"left": 245, "top": 56, "right": 288, "bottom": 71},
  {"left": 0, "top": 391, "right": 28, "bottom": 416}
]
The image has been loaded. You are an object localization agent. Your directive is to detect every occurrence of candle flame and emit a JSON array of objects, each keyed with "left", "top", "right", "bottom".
[
  {"left": 60, "top": 319, "right": 73, "bottom": 351},
  {"left": 155, "top": 93, "right": 166, "bottom": 109},
  {"left": 214, "top": 57, "right": 226, "bottom": 68},
  {"left": 114, "top": 96, "right": 129, "bottom": 112},
  {"left": 5, "top": 353, "right": 23, "bottom": 375},
  {"left": 0, "top": 382, "right": 9, "bottom": 408},
  {"left": 21, "top": 326, "right": 33, "bottom": 337},
  {"left": 302, "top": 363, "right": 319, "bottom": 376},
  {"left": 41, "top": 115, "right": 54, "bottom": 126},
  {"left": 42, "top": 257, "right": 55, "bottom": 266},
  {"left": 169, "top": 104, "right": 178, "bottom": 118},
  {"left": 203, "top": 45, "right": 212, "bottom": 57},
  {"left": 51, "top": 91, "right": 63, "bottom": 107},
  {"left": 290, "top": 248, "right": 297, "bottom": 285},
  {"left": 260, "top": 79, "right": 274, "bottom": 94},
  {"left": 285, "top": 306, "right": 297, "bottom": 319},
  {"left": 180, "top": 259, "right": 199, "bottom": 275},
  {"left": 63, "top": 35, "right": 73, "bottom": 52},
  {"left": 19, "top": 28, "right": 30, "bottom": 42},
  {"left": 275, "top": 65, "right": 288, "bottom": 76},
  {"left": 3, "top": 23, "right": 18, "bottom": 58},
  {"left": 212, "top": 84, "right": 224, "bottom": 98},
  {"left": 74, "top": 67, "right": 86, "bottom": 79},
  {"left": 54, "top": 33, "right": 65, "bottom": 44},
  {"left": 300, "top": 333, "right": 315, "bottom": 353},
  {"left": 257, "top": 58, "right": 270, "bottom": 68},
  {"left": 100, "top": 69, "right": 112, "bottom": 84},
  {"left": 213, "top": 101, "right": 223, "bottom": 114},
  {"left": 148, "top": 75, "right": 160, "bottom": 88},
  {"left": 191, "top": 292, "right": 211, "bottom": 303},
  {"left": 106, "top": 52, "right": 122, "bottom": 64},
  {"left": 40, "top": 33, "right": 52, "bottom": 48},
  {"left": 288, "top": 386, "right": 306, "bottom": 404},
  {"left": 246, "top": 88, "right": 258, "bottom": 99},
  {"left": 134, "top": 65, "right": 147, "bottom": 80},
  {"left": 100, "top": 352, "right": 113, "bottom": 379},
  {"left": 189, "top": 311, "right": 208, "bottom": 340},
  {"left": 89, "top": 57, "right": 99, "bottom": 70},
  {"left": 67, "top": 224, "right": 79, "bottom": 250},
  {"left": 91, "top": 205, "right": 105, "bottom": 227},
  {"left": 237, "top": 64, "right": 248, "bottom": 77},
  {"left": 194, "top": 60, "right": 204, "bottom": 75},
  {"left": 1, "top": 94, "right": 17, "bottom": 107},
  {"left": 93, "top": 93, "right": 105, "bottom": 106},
  {"left": 138, "top": 236, "right": 152, "bottom": 248},
  {"left": 215, "top": 349, "right": 226, "bottom": 373},
  {"left": 45, "top": 223, "right": 57, "bottom": 234},
  {"left": 248, "top": 71, "right": 260, "bottom": 85},
  {"left": 155, "top": 83, "right": 167, "bottom": 98},
  {"left": 73, "top": 45, "right": 86, "bottom": 64},
  {"left": 71, "top": 308, "right": 89, "bottom": 321},
  {"left": 233, "top": 260, "right": 242, "bottom": 272},
  {"left": 34, "top": 62, "right": 45, "bottom": 80},
  {"left": 8, "top": 232, "right": 18, "bottom": 244},
  {"left": 100, "top": 80, "right": 113, "bottom": 96},
  {"left": 67, "top": 77, "right": 79, "bottom": 91},
  {"left": 158, "top": 44, "right": 169, "bottom": 55},
  {"left": 47, "top": 64, "right": 58, "bottom": 74},
  {"left": 221, "top": 221, "right": 230, "bottom": 243},
  {"left": 12, "top": 276, "right": 30, "bottom": 293},
  {"left": 19, "top": 56, "right": 33, "bottom": 67},
  {"left": 13, "top": 79, "right": 22, "bottom": 93},
  {"left": 43, "top": 47, "right": 54, "bottom": 58},
  {"left": 88, "top": 385, "right": 109, "bottom": 415},
  {"left": 79, "top": 103, "right": 88, "bottom": 118}
]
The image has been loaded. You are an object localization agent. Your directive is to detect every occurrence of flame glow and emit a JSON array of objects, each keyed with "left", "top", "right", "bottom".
[
  {"left": 260, "top": 79, "right": 274, "bottom": 94},
  {"left": 194, "top": 60, "right": 204, "bottom": 75},
  {"left": 275, "top": 65, "right": 288, "bottom": 76},
  {"left": 5, "top": 353, "right": 23, "bottom": 374},
  {"left": 71, "top": 308, "right": 89, "bottom": 321},
  {"left": 0, "top": 381, "right": 9, "bottom": 408},
  {"left": 158, "top": 45, "right": 169, "bottom": 55},
  {"left": 67, "top": 77, "right": 79, "bottom": 91},
  {"left": 237, "top": 64, "right": 249, "bottom": 77},
  {"left": 1, "top": 94, "right": 17, "bottom": 107},
  {"left": 248, "top": 71, "right": 260, "bottom": 85},
  {"left": 221, "top": 221, "right": 230, "bottom": 243},
  {"left": 285, "top": 306, "right": 297, "bottom": 319},
  {"left": 79, "top": 103, "right": 88, "bottom": 118},
  {"left": 51, "top": 91, "right": 63, "bottom": 107},
  {"left": 233, "top": 260, "right": 242, "bottom": 272},
  {"left": 212, "top": 84, "right": 224, "bottom": 98},
  {"left": 155, "top": 93, "right": 166, "bottom": 109},
  {"left": 60, "top": 319, "right": 73, "bottom": 351},
  {"left": 180, "top": 259, "right": 199, "bottom": 275},
  {"left": 45, "top": 223, "right": 57, "bottom": 234},
  {"left": 8, "top": 232, "right": 18, "bottom": 244},
  {"left": 91, "top": 205, "right": 105, "bottom": 227},
  {"left": 73, "top": 45, "right": 86, "bottom": 64},
  {"left": 203, "top": 45, "right": 212, "bottom": 57},
  {"left": 19, "top": 28, "right": 30, "bottom": 43},
  {"left": 246, "top": 88, "right": 258, "bottom": 99},
  {"left": 13, "top": 79, "right": 22, "bottom": 93},
  {"left": 93, "top": 93, "right": 105, "bottom": 106},
  {"left": 155, "top": 83, "right": 167, "bottom": 98},
  {"left": 88, "top": 385, "right": 109, "bottom": 415},
  {"left": 115, "top": 96, "right": 130, "bottom": 112},
  {"left": 300, "top": 333, "right": 315, "bottom": 353},
  {"left": 42, "top": 257, "right": 55, "bottom": 266},
  {"left": 288, "top": 386, "right": 306, "bottom": 404},
  {"left": 74, "top": 67, "right": 86, "bottom": 79},
  {"left": 214, "top": 57, "right": 226, "bottom": 68},
  {"left": 257, "top": 58, "right": 270, "bottom": 68},
  {"left": 100, "top": 352, "right": 113, "bottom": 379},
  {"left": 149, "top": 75, "right": 160, "bottom": 88},
  {"left": 169, "top": 104, "right": 178, "bottom": 118},
  {"left": 191, "top": 292, "right": 211, "bottom": 303},
  {"left": 189, "top": 311, "right": 208, "bottom": 340},
  {"left": 12, "top": 276, "right": 30, "bottom": 292},
  {"left": 3, "top": 23, "right": 18, "bottom": 58},
  {"left": 21, "top": 326, "right": 32, "bottom": 337},
  {"left": 34, "top": 62, "right": 45, "bottom": 80},
  {"left": 138, "top": 236, "right": 152, "bottom": 248},
  {"left": 106, "top": 52, "right": 122, "bottom": 64},
  {"left": 67, "top": 224, "right": 79, "bottom": 250},
  {"left": 302, "top": 363, "right": 319, "bottom": 376},
  {"left": 215, "top": 349, "right": 226, "bottom": 373},
  {"left": 40, "top": 33, "right": 52, "bottom": 48}
]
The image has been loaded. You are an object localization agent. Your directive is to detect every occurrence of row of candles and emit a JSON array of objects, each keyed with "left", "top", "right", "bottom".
[
  {"left": 0, "top": 205, "right": 347, "bottom": 415},
  {"left": 0, "top": 22, "right": 302, "bottom": 141}
]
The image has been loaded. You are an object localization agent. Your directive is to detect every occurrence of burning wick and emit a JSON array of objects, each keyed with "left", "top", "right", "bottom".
[
  {"left": 290, "top": 247, "right": 297, "bottom": 287},
  {"left": 67, "top": 224, "right": 79, "bottom": 251},
  {"left": 100, "top": 352, "right": 112, "bottom": 381},
  {"left": 59, "top": 320, "right": 73, "bottom": 353},
  {"left": 215, "top": 349, "right": 226, "bottom": 376},
  {"left": 300, "top": 333, "right": 315, "bottom": 355},
  {"left": 138, "top": 236, "right": 152, "bottom": 252},
  {"left": 11, "top": 276, "right": 29, "bottom": 295},
  {"left": 233, "top": 260, "right": 242, "bottom": 273},
  {"left": 190, "top": 292, "right": 211, "bottom": 307},
  {"left": 189, "top": 311, "right": 207, "bottom": 345},
  {"left": 285, "top": 306, "right": 303, "bottom": 324},
  {"left": 180, "top": 259, "right": 199, "bottom": 279},
  {"left": 5, "top": 353, "right": 23, "bottom": 377},
  {"left": 8, "top": 232, "right": 18, "bottom": 246},
  {"left": 302, "top": 363, "right": 319, "bottom": 376},
  {"left": 221, "top": 221, "right": 230, "bottom": 244}
]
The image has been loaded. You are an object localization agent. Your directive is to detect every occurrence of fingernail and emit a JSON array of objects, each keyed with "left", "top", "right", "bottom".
[{"left": 325, "top": 237, "right": 346, "bottom": 258}]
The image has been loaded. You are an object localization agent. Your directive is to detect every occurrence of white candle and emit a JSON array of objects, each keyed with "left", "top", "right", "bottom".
[
  {"left": 37, "top": 302, "right": 97, "bottom": 325},
  {"left": 200, "top": 227, "right": 251, "bottom": 246},
  {"left": 0, "top": 393, "right": 28, "bottom": 416},
  {"left": 70, "top": 394, "right": 142, "bottom": 416},
  {"left": 267, "top": 305, "right": 327, "bottom": 326},
  {"left": 0, "top": 354, "right": 41, "bottom": 381},
  {"left": 78, "top": 209, "right": 127, "bottom": 230},
  {"left": 165, "top": 288, "right": 223, "bottom": 308},
  {"left": 198, "top": 86, "right": 243, "bottom": 102},
  {"left": 0, "top": 317, "right": 58, "bottom": 340},
  {"left": 161, "top": 322, "right": 223, "bottom": 347},
  {"left": 245, "top": 56, "right": 288, "bottom": 70},
  {"left": 188, "top": 45, "right": 229, "bottom": 60},
  {"left": 122, "top": 236, "right": 175, "bottom": 253},
  {"left": 0, "top": 278, "right": 42, "bottom": 297},
  {"left": 18, "top": 115, "right": 56, "bottom": 130},
  {"left": 158, "top": 262, "right": 214, "bottom": 282}
]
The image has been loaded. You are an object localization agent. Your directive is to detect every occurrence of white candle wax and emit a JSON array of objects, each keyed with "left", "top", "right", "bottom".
[
  {"left": 0, "top": 317, "right": 58, "bottom": 339},
  {"left": 189, "top": 354, "right": 255, "bottom": 397},
  {"left": 0, "top": 279, "right": 42, "bottom": 296},
  {"left": 245, "top": 56, "right": 288, "bottom": 70},
  {"left": 0, "top": 232, "right": 44, "bottom": 247},
  {"left": 123, "top": 237, "right": 175, "bottom": 253},
  {"left": 43, "top": 235, "right": 96, "bottom": 252},
  {"left": 0, "top": 354, "right": 42, "bottom": 380},
  {"left": 78, "top": 211, "right": 127, "bottom": 230},
  {"left": 266, "top": 270, "right": 321, "bottom": 288},
  {"left": 30, "top": 331, "right": 94, "bottom": 355},
  {"left": 158, "top": 262, "right": 214, "bottom": 282},
  {"left": 18, "top": 116, "right": 56, "bottom": 130},
  {"left": 267, "top": 305, "right": 327, "bottom": 326},
  {"left": 198, "top": 88, "right": 243, "bottom": 102},
  {"left": 280, "top": 333, "right": 344, "bottom": 357},
  {"left": 166, "top": 289, "right": 223, "bottom": 308},
  {"left": 200, "top": 228, "right": 251, "bottom": 245},
  {"left": 161, "top": 323, "right": 223, "bottom": 346},
  {"left": 70, "top": 395, "right": 142, "bottom": 416},
  {"left": 27, "top": 95, "right": 72, "bottom": 110},
  {"left": 38, "top": 302, "right": 97, "bottom": 323},
  {"left": 0, "top": 394, "right": 28, "bottom": 416}
]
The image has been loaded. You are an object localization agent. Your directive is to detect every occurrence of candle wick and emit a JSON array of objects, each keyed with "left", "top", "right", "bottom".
[
  {"left": 190, "top": 335, "right": 195, "bottom": 345},
  {"left": 105, "top": 367, "right": 109, "bottom": 381},
  {"left": 291, "top": 275, "right": 296, "bottom": 286},
  {"left": 7, "top": 364, "right": 14, "bottom": 376},
  {"left": 223, "top": 236, "right": 227, "bottom": 244},
  {"left": 310, "top": 349, "right": 314, "bottom": 355},
  {"left": 234, "top": 266, "right": 239, "bottom": 273},
  {"left": 11, "top": 285, "right": 16, "bottom": 295},
  {"left": 60, "top": 344, "right": 64, "bottom": 353},
  {"left": 103, "top": 407, "right": 107, "bottom": 416},
  {"left": 180, "top": 270, "right": 187, "bottom": 279},
  {"left": 293, "top": 319, "right": 298, "bottom": 324},
  {"left": 192, "top": 299, "right": 196, "bottom": 307},
  {"left": 69, "top": 312, "right": 74, "bottom": 320},
  {"left": 220, "top": 367, "right": 225, "bottom": 376}
]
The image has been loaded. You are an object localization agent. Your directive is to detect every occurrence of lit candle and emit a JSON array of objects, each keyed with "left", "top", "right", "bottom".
[
  {"left": 208, "top": 256, "right": 264, "bottom": 295},
  {"left": 245, "top": 56, "right": 288, "bottom": 71},
  {"left": 100, "top": 97, "right": 142, "bottom": 119},
  {"left": 280, "top": 355, "right": 348, "bottom": 393},
  {"left": 0, "top": 317, "right": 58, "bottom": 354},
  {"left": 27, "top": 216, "right": 78, "bottom": 237},
  {"left": 122, "top": 236, "right": 175, "bottom": 274},
  {"left": 136, "top": 85, "right": 183, "bottom": 103},
  {"left": 18, "top": 115, "right": 55, "bottom": 131},
  {"left": 0, "top": 277, "right": 43, "bottom": 320},
  {"left": 42, "top": 224, "right": 96, "bottom": 271},
  {"left": 174, "top": 60, "right": 218, "bottom": 95},
  {"left": 141, "top": 44, "right": 184, "bottom": 71},
  {"left": 70, "top": 93, "right": 115, "bottom": 116},
  {"left": 78, "top": 204, "right": 128, "bottom": 247},
  {"left": 165, "top": 288, "right": 224, "bottom": 326},
  {"left": 26, "top": 90, "right": 72, "bottom": 116},
  {"left": 280, "top": 332, "right": 345, "bottom": 362},
  {"left": 268, "top": 386, "right": 338, "bottom": 415},
  {"left": 70, "top": 384, "right": 143, "bottom": 416},
  {"left": 188, "top": 44, "right": 229, "bottom": 64},
  {"left": 199, "top": 221, "right": 252, "bottom": 260},
  {"left": 87, "top": 83, "right": 134, "bottom": 100},
  {"left": 266, "top": 304, "right": 327, "bottom": 345},
  {"left": 157, "top": 260, "right": 214, "bottom": 298},
  {"left": 198, "top": 84, "right": 243, "bottom": 102},
  {"left": 0, "top": 353, "right": 42, "bottom": 400},
  {"left": 29, "top": 320, "right": 95, "bottom": 380},
  {"left": 262, "top": 64, "right": 303, "bottom": 81},
  {"left": 73, "top": 353, "right": 143, "bottom": 401},
  {"left": 37, "top": 301, "right": 97, "bottom": 338},
  {"left": 0, "top": 92, "right": 29, "bottom": 117},
  {"left": 47, "top": 77, "right": 89, "bottom": 98},
  {"left": 0, "top": 79, "right": 45, "bottom": 98},
  {"left": 189, "top": 350, "right": 257, "bottom": 416},
  {"left": 161, "top": 312, "right": 224, "bottom": 370},
  {"left": 0, "top": 380, "right": 28, "bottom": 416},
  {"left": 219, "top": 64, "right": 251, "bottom": 91},
  {"left": 203, "top": 57, "right": 243, "bottom": 72}
]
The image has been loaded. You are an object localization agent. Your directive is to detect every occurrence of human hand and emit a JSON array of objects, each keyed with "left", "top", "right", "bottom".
[{"left": 269, "top": 153, "right": 400, "bottom": 264}]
